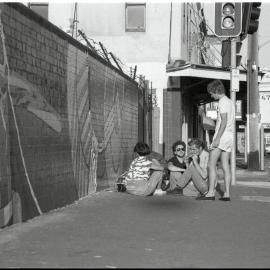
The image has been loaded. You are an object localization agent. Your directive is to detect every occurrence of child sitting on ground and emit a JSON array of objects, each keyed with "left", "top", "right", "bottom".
[{"left": 116, "top": 142, "right": 166, "bottom": 196}]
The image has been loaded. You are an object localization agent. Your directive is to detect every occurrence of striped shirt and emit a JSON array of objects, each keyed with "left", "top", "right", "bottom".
[{"left": 125, "top": 156, "right": 152, "bottom": 182}]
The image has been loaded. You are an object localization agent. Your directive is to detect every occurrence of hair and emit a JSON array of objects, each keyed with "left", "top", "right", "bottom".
[
  {"left": 172, "top": 140, "right": 186, "bottom": 152},
  {"left": 188, "top": 138, "right": 204, "bottom": 149},
  {"left": 133, "top": 142, "right": 150, "bottom": 156},
  {"left": 207, "top": 79, "right": 225, "bottom": 95}
]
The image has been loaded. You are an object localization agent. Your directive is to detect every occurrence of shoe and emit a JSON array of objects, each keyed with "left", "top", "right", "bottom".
[
  {"left": 196, "top": 196, "right": 215, "bottom": 201},
  {"left": 195, "top": 194, "right": 206, "bottom": 200},
  {"left": 219, "top": 197, "right": 231, "bottom": 201},
  {"left": 161, "top": 180, "right": 170, "bottom": 191},
  {"left": 153, "top": 189, "right": 167, "bottom": 196}
]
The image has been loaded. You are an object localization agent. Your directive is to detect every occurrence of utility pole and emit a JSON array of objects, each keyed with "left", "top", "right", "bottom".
[
  {"left": 247, "top": 31, "right": 260, "bottom": 170},
  {"left": 230, "top": 38, "right": 238, "bottom": 185},
  {"left": 72, "top": 3, "right": 78, "bottom": 39},
  {"left": 149, "top": 82, "right": 153, "bottom": 151}
]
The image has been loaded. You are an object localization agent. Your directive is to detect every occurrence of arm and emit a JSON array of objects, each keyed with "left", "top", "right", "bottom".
[
  {"left": 191, "top": 153, "right": 208, "bottom": 179},
  {"left": 147, "top": 152, "right": 168, "bottom": 168},
  {"left": 150, "top": 158, "right": 164, "bottom": 171},
  {"left": 168, "top": 162, "right": 186, "bottom": 172},
  {"left": 212, "top": 112, "right": 227, "bottom": 148}
]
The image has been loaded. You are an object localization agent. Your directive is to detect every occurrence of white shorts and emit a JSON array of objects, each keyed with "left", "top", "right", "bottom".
[{"left": 212, "top": 132, "right": 233, "bottom": 152}]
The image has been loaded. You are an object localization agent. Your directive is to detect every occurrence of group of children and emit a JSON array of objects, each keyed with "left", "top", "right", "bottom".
[{"left": 116, "top": 79, "right": 234, "bottom": 201}]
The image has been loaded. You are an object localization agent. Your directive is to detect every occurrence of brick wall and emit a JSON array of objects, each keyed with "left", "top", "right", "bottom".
[{"left": 0, "top": 3, "right": 139, "bottom": 226}]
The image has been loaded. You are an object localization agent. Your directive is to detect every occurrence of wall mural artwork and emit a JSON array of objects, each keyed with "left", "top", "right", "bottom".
[
  {"left": 9, "top": 72, "right": 62, "bottom": 133},
  {"left": 0, "top": 11, "right": 76, "bottom": 226},
  {"left": 67, "top": 49, "right": 104, "bottom": 197},
  {"left": 7, "top": 72, "right": 65, "bottom": 219},
  {"left": 0, "top": 12, "right": 65, "bottom": 225},
  {"left": 67, "top": 46, "right": 132, "bottom": 194},
  {"left": 103, "top": 69, "right": 126, "bottom": 184},
  {"left": 0, "top": 15, "right": 12, "bottom": 227}
]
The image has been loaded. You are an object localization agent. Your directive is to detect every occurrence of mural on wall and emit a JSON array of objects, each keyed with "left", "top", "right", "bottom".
[
  {"left": 9, "top": 72, "right": 62, "bottom": 133},
  {"left": 67, "top": 49, "right": 101, "bottom": 197},
  {"left": 0, "top": 11, "right": 78, "bottom": 226},
  {"left": 103, "top": 68, "right": 127, "bottom": 185},
  {"left": 67, "top": 46, "right": 136, "bottom": 195},
  {"left": 0, "top": 13, "right": 12, "bottom": 227}
]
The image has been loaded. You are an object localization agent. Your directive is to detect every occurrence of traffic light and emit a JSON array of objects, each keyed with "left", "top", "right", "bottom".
[
  {"left": 236, "top": 41, "right": 242, "bottom": 66},
  {"left": 221, "top": 40, "right": 242, "bottom": 68},
  {"left": 247, "top": 2, "right": 261, "bottom": 34},
  {"left": 214, "top": 2, "right": 242, "bottom": 37},
  {"left": 241, "top": 3, "right": 261, "bottom": 40}
]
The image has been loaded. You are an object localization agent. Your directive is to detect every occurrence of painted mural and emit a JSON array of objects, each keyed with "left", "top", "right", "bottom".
[
  {"left": 0, "top": 13, "right": 12, "bottom": 227},
  {"left": 0, "top": 12, "right": 77, "bottom": 225},
  {"left": 67, "top": 46, "right": 137, "bottom": 195},
  {"left": 67, "top": 49, "right": 102, "bottom": 197}
]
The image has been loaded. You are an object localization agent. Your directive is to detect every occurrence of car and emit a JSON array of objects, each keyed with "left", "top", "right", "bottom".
[{"left": 265, "top": 144, "right": 270, "bottom": 155}]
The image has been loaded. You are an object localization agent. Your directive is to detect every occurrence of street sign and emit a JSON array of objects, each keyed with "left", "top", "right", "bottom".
[{"left": 231, "top": 67, "right": 240, "bottom": 92}]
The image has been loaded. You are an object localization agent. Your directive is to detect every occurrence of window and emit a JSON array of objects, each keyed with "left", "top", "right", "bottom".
[{"left": 125, "top": 3, "right": 146, "bottom": 32}]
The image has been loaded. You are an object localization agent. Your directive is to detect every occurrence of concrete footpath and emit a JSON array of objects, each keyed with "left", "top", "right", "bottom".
[{"left": 0, "top": 170, "right": 270, "bottom": 268}]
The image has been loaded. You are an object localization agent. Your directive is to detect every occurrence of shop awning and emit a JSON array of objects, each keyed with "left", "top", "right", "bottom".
[
  {"left": 165, "top": 62, "right": 265, "bottom": 105},
  {"left": 166, "top": 62, "right": 265, "bottom": 82},
  {"left": 166, "top": 63, "right": 248, "bottom": 81}
]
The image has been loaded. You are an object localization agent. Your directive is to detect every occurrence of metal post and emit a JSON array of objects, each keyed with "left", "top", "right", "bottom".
[
  {"left": 247, "top": 32, "right": 260, "bottom": 170},
  {"left": 260, "top": 126, "right": 265, "bottom": 170},
  {"left": 149, "top": 82, "right": 153, "bottom": 150},
  {"left": 230, "top": 38, "right": 237, "bottom": 185},
  {"left": 244, "top": 125, "right": 248, "bottom": 163}
]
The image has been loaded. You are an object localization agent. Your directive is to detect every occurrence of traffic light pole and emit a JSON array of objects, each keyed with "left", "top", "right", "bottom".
[
  {"left": 247, "top": 32, "right": 260, "bottom": 170},
  {"left": 230, "top": 38, "right": 237, "bottom": 185}
]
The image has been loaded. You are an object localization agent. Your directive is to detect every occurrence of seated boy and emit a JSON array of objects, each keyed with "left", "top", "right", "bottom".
[
  {"left": 166, "top": 140, "right": 188, "bottom": 194},
  {"left": 176, "top": 138, "right": 209, "bottom": 197},
  {"left": 117, "top": 142, "right": 165, "bottom": 196}
]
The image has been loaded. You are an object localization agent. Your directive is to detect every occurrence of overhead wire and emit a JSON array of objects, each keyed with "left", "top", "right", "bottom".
[{"left": 187, "top": 3, "right": 230, "bottom": 66}]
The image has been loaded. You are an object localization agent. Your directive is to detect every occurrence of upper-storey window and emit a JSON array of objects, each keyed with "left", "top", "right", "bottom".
[{"left": 125, "top": 3, "right": 146, "bottom": 32}]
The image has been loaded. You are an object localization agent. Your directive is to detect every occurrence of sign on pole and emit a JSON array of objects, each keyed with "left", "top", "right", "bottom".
[{"left": 231, "top": 67, "right": 240, "bottom": 92}]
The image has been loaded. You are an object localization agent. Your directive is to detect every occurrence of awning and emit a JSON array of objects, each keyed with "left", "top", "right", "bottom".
[
  {"left": 166, "top": 63, "right": 248, "bottom": 81},
  {"left": 165, "top": 62, "right": 261, "bottom": 105}
]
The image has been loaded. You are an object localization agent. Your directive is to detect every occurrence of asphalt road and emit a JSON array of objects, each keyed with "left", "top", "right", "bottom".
[{"left": 0, "top": 182, "right": 270, "bottom": 268}]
